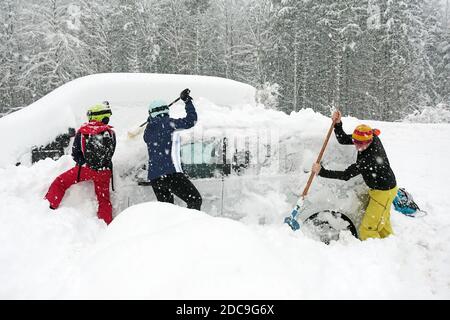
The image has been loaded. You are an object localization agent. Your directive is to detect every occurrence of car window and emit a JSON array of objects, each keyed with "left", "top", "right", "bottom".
[{"left": 181, "top": 142, "right": 216, "bottom": 164}]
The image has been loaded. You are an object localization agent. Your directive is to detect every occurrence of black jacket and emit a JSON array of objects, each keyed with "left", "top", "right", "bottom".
[
  {"left": 319, "top": 122, "right": 397, "bottom": 190},
  {"left": 72, "top": 121, "right": 116, "bottom": 170}
]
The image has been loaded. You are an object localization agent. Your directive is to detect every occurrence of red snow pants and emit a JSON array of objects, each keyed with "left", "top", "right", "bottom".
[{"left": 45, "top": 166, "right": 113, "bottom": 224}]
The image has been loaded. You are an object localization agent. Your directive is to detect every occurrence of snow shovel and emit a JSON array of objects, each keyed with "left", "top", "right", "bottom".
[
  {"left": 126, "top": 90, "right": 190, "bottom": 139},
  {"left": 284, "top": 116, "right": 337, "bottom": 231}
]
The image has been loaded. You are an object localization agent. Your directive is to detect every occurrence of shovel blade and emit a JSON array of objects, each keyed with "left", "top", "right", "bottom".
[{"left": 284, "top": 215, "right": 300, "bottom": 231}]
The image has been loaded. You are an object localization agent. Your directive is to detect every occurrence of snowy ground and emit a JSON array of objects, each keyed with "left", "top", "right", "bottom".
[{"left": 0, "top": 74, "right": 449, "bottom": 299}]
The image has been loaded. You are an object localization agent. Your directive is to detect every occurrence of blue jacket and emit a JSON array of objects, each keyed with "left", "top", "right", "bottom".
[{"left": 143, "top": 100, "right": 198, "bottom": 181}]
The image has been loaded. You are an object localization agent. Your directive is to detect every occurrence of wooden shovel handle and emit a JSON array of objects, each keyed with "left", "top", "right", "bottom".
[{"left": 301, "top": 118, "right": 337, "bottom": 198}]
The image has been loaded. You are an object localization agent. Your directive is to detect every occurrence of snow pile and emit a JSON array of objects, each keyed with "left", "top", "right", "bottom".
[
  {"left": 19, "top": 201, "right": 449, "bottom": 299},
  {"left": 403, "top": 103, "right": 450, "bottom": 123},
  {"left": 0, "top": 158, "right": 105, "bottom": 299},
  {"left": 60, "top": 202, "right": 296, "bottom": 299}
]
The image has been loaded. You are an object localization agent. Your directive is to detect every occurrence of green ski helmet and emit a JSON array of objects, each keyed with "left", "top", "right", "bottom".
[{"left": 87, "top": 101, "right": 112, "bottom": 124}]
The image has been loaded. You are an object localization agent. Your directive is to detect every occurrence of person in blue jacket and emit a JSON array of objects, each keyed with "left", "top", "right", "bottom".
[{"left": 143, "top": 89, "right": 202, "bottom": 210}]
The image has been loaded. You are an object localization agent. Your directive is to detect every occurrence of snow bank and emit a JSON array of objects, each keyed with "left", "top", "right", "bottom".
[
  {"left": 403, "top": 104, "right": 450, "bottom": 123},
  {"left": 56, "top": 202, "right": 449, "bottom": 299},
  {"left": 60, "top": 202, "right": 296, "bottom": 299},
  {"left": 0, "top": 73, "right": 256, "bottom": 168},
  {"left": 0, "top": 158, "right": 106, "bottom": 299}
]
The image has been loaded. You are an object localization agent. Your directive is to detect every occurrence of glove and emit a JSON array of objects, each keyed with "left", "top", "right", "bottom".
[{"left": 180, "top": 88, "right": 192, "bottom": 102}]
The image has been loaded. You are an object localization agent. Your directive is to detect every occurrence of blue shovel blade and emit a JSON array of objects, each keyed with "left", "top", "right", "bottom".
[{"left": 284, "top": 212, "right": 300, "bottom": 231}]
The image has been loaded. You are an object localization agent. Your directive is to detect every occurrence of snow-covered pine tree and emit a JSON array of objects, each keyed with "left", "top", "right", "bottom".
[
  {"left": 178, "top": 0, "right": 211, "bottom": 75},
  {"left": 402, "top": 0, "right": 435, "bottom": 115},
  {"left": 308, "top": 0, "right": 365, "bottom": 116},
  {"left": 432, "top": 0, "right": 450, "bottom": 104},
  {"left": 269, "top": 0, "right": 307, "bottom": 113},
  {"left": 0, "top": 0, "right": 26, "bottom": 115},
  {"left": 137, "top": 1, "right": 161, "bottom": 74},
  {"left": 107, "top": 0, "right": 142, "bottom": 72},
  {"left": 78, "top": 0, "right": 114, "bottom": 73},
  {"left": 365, "top": 0, "right": 426, "bottom": 120},
  {"left": 20, "top": 0, "right": 89, "bottom": 100},
  {"left": 151, "top": 0, "right": 187, "bottom": 74},
  {"left": 219, "top": 0, "right": 279, "bottom": 91},
  {"left": 208, "top": 0, "right": 243, "bottom": 80}
]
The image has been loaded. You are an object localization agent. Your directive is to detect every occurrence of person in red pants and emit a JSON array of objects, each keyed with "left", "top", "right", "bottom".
[{"left": 45, "top": 101, "right": 116, "bottom": 225}]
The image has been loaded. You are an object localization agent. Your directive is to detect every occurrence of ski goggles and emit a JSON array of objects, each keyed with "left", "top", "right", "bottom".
[
  {"left": 87, "top": 109, "right": 112, "bottom": 117},
  {"left": 150, "top": 105, "right": 169, "bottom": 113}
]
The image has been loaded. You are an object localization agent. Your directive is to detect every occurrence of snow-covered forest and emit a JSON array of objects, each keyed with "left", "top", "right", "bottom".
[{"left": 1, "top": 0, "right": 449, "bottom": 120}]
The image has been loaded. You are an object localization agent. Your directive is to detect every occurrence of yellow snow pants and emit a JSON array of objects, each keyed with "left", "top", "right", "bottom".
[{"left": 359, "top": 186, "right": 398, "bottom": 241}]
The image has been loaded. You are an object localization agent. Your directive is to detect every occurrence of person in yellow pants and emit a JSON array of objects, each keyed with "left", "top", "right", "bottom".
[
  {"left": 312, "top": 111, "right": 398, "bottom": 240},
  {"left": 360, "top": 187, "right": 398, "bottom": 240}
]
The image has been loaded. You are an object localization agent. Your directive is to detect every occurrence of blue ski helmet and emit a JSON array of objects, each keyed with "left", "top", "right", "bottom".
[{"left": 148, "top": 99, "right": 169, "bottom": 117}]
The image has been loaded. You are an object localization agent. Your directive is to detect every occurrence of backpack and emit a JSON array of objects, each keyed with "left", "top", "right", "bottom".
[
  {"left": 393, "top": 187, "right": 421, "bottom": 216},
  {"left": 83, "top": 130, "right": 114, "bottom": 171}
]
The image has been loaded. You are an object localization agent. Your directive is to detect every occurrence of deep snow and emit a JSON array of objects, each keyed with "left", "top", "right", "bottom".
[{"left": 0, "top": 73, "right": 449, "bottom": 299}]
